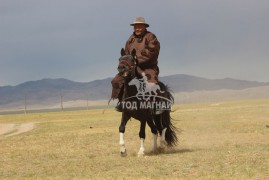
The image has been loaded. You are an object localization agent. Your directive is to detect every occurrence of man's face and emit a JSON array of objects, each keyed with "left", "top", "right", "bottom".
[{"left": 133, "top": 24, "right": 147, "bottom": 36}]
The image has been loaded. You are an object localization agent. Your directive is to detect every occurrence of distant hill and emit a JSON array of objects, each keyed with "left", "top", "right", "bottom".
[
  {"left": 160, "top": 74, "right": 269, "bottom": 92},
  {"left": 0, "top": 78, "right": 112, "bottom": 109},
  {"left": 0, "top": 74, "right": 268, "bottom": 110}
]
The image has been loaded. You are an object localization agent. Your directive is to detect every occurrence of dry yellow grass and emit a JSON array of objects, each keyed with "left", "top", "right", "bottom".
[{"left": 0, "top": 99, "right": 269, "bottom": 179}]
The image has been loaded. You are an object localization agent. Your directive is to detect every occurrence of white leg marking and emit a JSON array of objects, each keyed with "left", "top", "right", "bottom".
[
  {"left": 160, "top": 128, "right": 167, "bottom": 148},
  {"left": 161, "top": 128, "right": 167, "bottom": 141},
  {"left": 120, "top": 132, "right": 125, "bottom": 145},
  {"left": 138, "top": 138, "right": 145, "bottom": 156},
  {"left": 119, "top": 133, "right": 127, "bottom": 157},
  {"left": 153, "top": 133, "right": 157, "bottom": 152}
]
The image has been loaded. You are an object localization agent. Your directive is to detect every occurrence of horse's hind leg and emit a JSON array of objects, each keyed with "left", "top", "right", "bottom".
[
  {"left": 160, "top": 128, "right": 167, "bottom": 148},
  {"left": 138, "top": 120, "right": 146, "bottom": 156},
  {"left": 146, "top": 118, "right": 158, "bottom": 152},
  {"left": 154, "top": 115, "right": 167, "bottom": 149},
  {"left": 154, "top": 114, "right": 163, "bottom": 135},
  {"left": 119, "top": 113, "right": 130, "bottom": 157}
]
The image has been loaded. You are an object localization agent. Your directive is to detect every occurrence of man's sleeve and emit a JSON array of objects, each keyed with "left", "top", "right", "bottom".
[{"left": 142, "top": 36, "right": 160, "bottom": 59}]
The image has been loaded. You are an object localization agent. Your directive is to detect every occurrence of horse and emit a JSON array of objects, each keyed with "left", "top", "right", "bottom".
[{"left": 117, "top": 48, "right": 178, "bottom": 157}]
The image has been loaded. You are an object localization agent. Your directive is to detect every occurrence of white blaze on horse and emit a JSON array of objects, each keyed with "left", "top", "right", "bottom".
[{"left": 116, "top": 48, "right": 178, "bottom": 157}]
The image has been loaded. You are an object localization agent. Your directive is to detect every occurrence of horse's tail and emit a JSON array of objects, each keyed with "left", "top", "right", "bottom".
[
  {"left": 157, "top": 82, "right": 178, "bottom": 146},
  {"left": 160, "top": 110, "right": 178, "bottom": 147}
]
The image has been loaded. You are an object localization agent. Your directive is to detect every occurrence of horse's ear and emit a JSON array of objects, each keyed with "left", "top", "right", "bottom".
[
  {"left": 131, "top": 49, "right": 136, "bottom": 57},
  {"left": 121, "top": 48, "right": 126, "bottom": 56}
]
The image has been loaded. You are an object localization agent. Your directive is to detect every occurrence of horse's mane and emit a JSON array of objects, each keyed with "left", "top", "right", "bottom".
[{"left": 157, "top": 81, "right": 174, "bottom": 103}]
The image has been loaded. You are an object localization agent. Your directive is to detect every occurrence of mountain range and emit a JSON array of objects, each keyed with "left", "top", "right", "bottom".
[{"left": 0, "top": 74, "right": 269, "bottom": 110}]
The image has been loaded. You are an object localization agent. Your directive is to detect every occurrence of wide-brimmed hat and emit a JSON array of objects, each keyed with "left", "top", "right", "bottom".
[{"left": 130, "top": 17, "right": 149, "bottom": 27}]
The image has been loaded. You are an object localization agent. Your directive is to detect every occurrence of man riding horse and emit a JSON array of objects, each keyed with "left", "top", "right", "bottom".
[{"left": 111, "top": 17, "right": 160, "bottom": 111}]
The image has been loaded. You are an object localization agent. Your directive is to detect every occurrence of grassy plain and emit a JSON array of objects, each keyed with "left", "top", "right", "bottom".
[{"left": 0, "top": 99, "right": 269, "bottom": 179}]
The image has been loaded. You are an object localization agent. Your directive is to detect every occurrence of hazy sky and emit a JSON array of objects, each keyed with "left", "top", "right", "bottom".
[{"left": 1, "top": 0, "right": 269, "bottom": 86}]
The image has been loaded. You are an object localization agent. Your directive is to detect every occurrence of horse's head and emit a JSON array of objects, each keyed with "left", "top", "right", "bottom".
[{"left": 117, "top": 48, "right": 138, "bottom": 78}]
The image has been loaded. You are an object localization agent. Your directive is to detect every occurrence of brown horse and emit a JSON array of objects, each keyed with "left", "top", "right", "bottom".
[{"left": 117, "top": 48, "right": 178, "bottom": 156}]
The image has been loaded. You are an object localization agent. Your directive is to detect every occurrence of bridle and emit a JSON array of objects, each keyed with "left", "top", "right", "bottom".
[
  {"left": 118, "top": 55, "right": 137, "bottom": 77},
  {"left": 119, "top": 59, "right": 133, "bottom": 69}
]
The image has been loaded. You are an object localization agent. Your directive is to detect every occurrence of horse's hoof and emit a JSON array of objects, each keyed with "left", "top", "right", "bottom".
[
  {"left": 120, "top": 146, "right": 127, "bottom": 157},
  {"left": 120, "top": 150, "right": 127, "bottom": 157},
  {"left": 138, "top": 150, "right": 144, "bottom": 157}
]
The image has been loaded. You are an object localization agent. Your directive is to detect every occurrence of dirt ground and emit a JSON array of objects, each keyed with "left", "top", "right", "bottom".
[{"left": 0, "top": 123, "right": 36, "bottom": 137}]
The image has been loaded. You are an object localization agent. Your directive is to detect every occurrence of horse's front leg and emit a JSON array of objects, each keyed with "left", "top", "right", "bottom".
[
  {"left": 119, "top": 112, "right": 130, "bottom": 157},
  {"left": 138, "top": 120, "right": 146, "bottom": 157}
]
